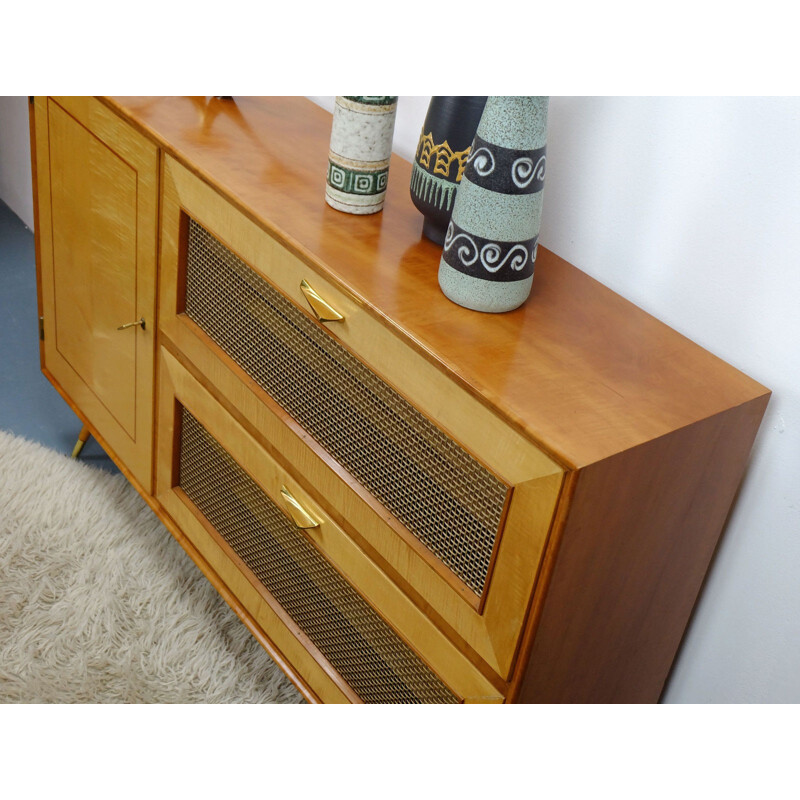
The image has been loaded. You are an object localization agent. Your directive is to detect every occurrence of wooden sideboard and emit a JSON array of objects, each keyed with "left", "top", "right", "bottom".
[{"left": 29, "top": 96, "right": 770, "bottom": 703}]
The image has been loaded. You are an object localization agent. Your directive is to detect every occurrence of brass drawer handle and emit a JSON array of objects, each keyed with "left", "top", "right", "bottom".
[
  {"left": 117, "top": 317, "right": 146, "bottom": 331},
  {"left": 280, "top": 486, "right": 320, "bottom": 530},
  {"left": 300, "top": 279, "right": 344, "bottom": 322}
]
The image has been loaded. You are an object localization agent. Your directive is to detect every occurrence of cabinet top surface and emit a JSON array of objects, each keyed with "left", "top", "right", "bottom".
[{"left": 104, "top": 96, "right": 768, "bottom": 468}]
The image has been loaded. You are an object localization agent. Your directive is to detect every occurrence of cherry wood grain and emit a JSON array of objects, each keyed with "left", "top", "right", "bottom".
[
  {"left": 103, "top": 96, "right": 769, "bottom": 469},
  {"left": 511, "top": 393, "right": 770, "bottom": 702},
  {"left": 34, "top": 96, "right": 772, "bottom": 703}
]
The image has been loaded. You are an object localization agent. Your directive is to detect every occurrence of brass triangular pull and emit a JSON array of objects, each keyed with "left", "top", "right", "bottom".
[
  {"left": 300, "top": 279, "right": 344, "bottom": 322},
  {"left": 280, "top": 486, "right": 320, "bottom": 530}
]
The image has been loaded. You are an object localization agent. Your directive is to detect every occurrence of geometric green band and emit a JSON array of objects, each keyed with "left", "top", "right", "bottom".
[{"left": 327, "top": 161, "right": 389, "bottom": 196}]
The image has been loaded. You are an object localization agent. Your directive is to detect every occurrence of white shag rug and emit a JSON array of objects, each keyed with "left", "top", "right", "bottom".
[{"left": 0, "top": 429, "right": 303, "bottom": 704}]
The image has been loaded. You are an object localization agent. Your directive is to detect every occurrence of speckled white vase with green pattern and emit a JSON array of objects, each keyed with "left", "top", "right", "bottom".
[
  {"left": 326, "top": 96, "right": 398, "bottom": 215},
  {"left": 438, "top": 96, "right": 549, "bottom": 313}
]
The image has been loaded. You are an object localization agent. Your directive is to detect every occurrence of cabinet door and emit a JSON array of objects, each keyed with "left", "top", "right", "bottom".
[{"left": 32, "top": 97, "right": 158, "bottom": 490}]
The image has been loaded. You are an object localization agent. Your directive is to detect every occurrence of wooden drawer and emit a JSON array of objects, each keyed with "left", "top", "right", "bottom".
[
  {"left": 156, "top": 347, "right": 502, "bottom": 703},
  {"left": 159, "top": 156, "right": 564, "bottom": 679}
]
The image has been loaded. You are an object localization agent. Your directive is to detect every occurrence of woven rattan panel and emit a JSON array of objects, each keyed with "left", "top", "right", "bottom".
[
  {"left": 179, "top": 408, "right": 457, "bottom": 704},
  {"left": 184, "top": 218, "right": 508, "bottom": 595}
]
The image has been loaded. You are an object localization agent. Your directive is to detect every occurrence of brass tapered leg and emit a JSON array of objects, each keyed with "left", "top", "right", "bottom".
[{"left": 71, "top": 425, "right": 91, "bottom": 459}]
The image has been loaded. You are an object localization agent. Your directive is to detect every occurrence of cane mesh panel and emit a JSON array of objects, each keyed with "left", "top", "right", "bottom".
[
  {"left": 184, "top": 217, "right": 508, "bottom": 595},
  {"left": 179, "top": 408, "right": 458, "bottom": 704}
]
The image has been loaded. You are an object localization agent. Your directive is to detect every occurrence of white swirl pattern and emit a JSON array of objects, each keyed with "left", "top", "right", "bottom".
[
  {"left": 511, "top": 154, "right": 546, "bottom": 188},
  {"left": 444, "top": 223, "right": 532, "bottom": 273},
  {"left": 466, "top": 146, "right": 496, "bottom": 176},
  {"left": 480, "top": 243, "right": 530, "bottom": 272},
  {"left": 444, "top": 224, "right": 479, "bottom": 265}
]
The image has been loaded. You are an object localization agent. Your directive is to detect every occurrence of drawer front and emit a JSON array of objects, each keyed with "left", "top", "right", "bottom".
[
  {"left": 184, "top": 217, "right": 508, "bottom": 597},
  {"left": 157, "top": 348, "right": 502, "bottom": 703},
  {"left": 160, "top": 156, "right": 564, "bottom": 679}
]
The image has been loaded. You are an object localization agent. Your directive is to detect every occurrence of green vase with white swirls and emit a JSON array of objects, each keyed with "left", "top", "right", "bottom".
[{"left": 438, "top": 96, "right": 549, "bottom": 313}]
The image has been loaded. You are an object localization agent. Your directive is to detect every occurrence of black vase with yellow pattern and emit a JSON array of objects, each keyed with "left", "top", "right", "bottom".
[{"left": 410, "top": 96, "right": 488, "bottom": 245}]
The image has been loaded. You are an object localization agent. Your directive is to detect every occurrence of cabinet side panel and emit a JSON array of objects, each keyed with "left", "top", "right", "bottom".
[
  {"left": 516, "top": 394, "right": 770, "bottom": 703},
  {"left": 29, "top": 98, "right": 45, "bottom": 368}
]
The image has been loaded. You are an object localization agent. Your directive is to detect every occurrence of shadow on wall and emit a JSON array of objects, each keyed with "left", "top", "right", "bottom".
[{"left": 0, "top": 96, "right": 34, "bottom": 229}]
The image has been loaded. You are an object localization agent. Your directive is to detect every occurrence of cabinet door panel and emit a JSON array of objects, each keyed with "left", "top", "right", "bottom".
[
  {"left": 159, "top": 156, "right": 565, "bottom": 679},
  {"left": 48, "top": 100, "right": 139, "bottom": 435},
  {"left": 33, "top": 97, "right": 158, "bottom": 489}
]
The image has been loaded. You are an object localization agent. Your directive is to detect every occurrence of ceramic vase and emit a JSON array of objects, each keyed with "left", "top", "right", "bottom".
[
  {"left": 410, "top": 96, "right": 487, "bottom": 245},
  {"left": 325, "top": 96, "right": 398, "bottom": 215},
  {"left": 438, "top": 96, "right": 549, "bottom": 313}
]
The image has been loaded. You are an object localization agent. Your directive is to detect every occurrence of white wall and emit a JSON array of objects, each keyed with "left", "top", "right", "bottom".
[
  {"left": 306, "top": 96, "right": 800, "bottom": 704},
  {"left": 2, "top": 96, "right": 798, "bottom": 702},
  {"left": 0, "top": 96, "right": 33, "bottom": 229},
  {"left": 538, "top": 97, "right": 800, "bottom": 703}
]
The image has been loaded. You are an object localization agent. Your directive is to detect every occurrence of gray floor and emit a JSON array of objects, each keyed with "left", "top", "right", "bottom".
[{"left": 0, "top": 199, "right": 118, "bottom": 473}]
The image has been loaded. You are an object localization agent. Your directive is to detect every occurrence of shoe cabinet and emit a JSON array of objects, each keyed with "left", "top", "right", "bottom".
[{"left": 30, "top": 96, "right": 770, "bottom": 702}]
